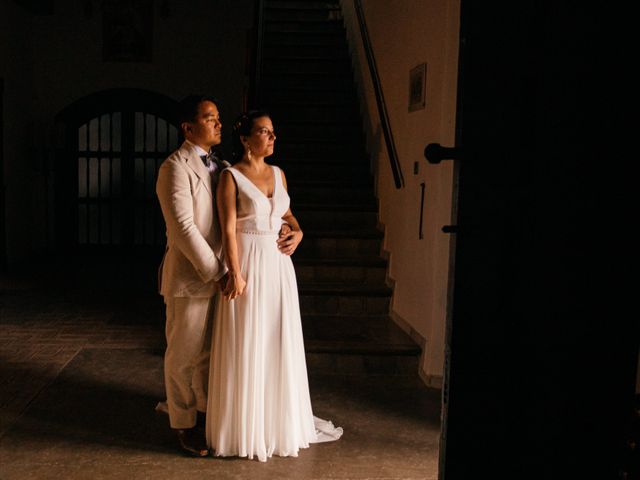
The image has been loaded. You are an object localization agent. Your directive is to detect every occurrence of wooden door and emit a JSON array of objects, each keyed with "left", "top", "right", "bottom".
[
  {"left": 440, "top": 3, "right": 636, "bottom": 479},
  {"left": 55, "top": 89, "right": 180, "bottom": 253}
]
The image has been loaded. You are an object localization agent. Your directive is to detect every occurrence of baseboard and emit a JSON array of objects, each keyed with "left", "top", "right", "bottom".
[
  {"left": 389, "top": 310, "right": 442, "bottom": 390},
  {"left": 419, "top": 369, "right": 443, "bottom": 390},
  {"left": 389, "top": 309, "right": 424, "bottom": 348}
]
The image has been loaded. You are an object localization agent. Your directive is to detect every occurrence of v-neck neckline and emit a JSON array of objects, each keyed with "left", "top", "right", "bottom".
[{"left": 231, "top": 165, "right": 276, "bottom": 200}]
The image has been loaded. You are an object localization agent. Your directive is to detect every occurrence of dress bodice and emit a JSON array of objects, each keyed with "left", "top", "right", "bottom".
[{"left": 225, "top": 165, "right": 290, "bottom": 234}]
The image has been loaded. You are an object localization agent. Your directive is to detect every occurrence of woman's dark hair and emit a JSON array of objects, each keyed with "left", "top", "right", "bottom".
[{"left": 231, "top": 110, "right": 271, "bottom": 160}]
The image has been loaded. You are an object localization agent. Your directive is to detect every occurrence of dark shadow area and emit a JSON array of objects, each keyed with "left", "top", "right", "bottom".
[
  {"left": 309, "top": 372, "right": 441, "bottom": 429},
  {"left": 442, "top": 2, "right": 637, "bottom": 479},
  {"left": 1, "top": 250, "right": 164, "bottom": 296},
  {"left": 0, "top": 349, "right": 174, "bottom": 455}
]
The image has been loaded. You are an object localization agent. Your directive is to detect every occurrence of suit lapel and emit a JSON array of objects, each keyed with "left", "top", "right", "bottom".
[{"left": 181, "top": 142, "right": 212, "bottom": 196}]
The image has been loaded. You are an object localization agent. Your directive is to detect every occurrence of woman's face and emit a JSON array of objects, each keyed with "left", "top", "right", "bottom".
[{"left": 243, "top": 116, "right": 276, "bottom": 158}]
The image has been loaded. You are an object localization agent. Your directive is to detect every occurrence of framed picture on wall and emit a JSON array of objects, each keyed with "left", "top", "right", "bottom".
[
  {"left": 103, "top": 0, "right": 153, "bottom": 62},
  {"left": 409, "top": 63, "right": 427, "bottom": 112}
]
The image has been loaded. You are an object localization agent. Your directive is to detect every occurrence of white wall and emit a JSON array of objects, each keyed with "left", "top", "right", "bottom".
[
  {"left": 1, "top": 0, "right": 252, "bottom": 263},
  {"left": 341, "top": 0, "right": 460, "bottom": 386}
]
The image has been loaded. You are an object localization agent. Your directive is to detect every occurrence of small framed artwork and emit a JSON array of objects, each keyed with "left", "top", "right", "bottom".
[
  {"left": 409, "top": 63, "right": 427, "bottom": 112},
  {"left": 103, "top": 0, "right": 153, "bottom": 62}
]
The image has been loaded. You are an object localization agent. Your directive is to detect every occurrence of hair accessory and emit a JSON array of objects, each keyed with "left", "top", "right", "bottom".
[{"left": 233, "top": 113, "right": 250, "bottom": 133}]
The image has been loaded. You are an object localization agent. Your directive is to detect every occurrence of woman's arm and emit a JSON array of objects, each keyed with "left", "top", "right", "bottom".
[
  {"left": 217, "top": 170, "right": 247, "bottom": 299},
  {"left": 277, "top": 169, "right": 303, "bottom": 256}
]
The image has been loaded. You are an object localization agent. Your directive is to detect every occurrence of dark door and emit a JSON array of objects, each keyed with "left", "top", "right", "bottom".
[
  {"left": 440, "top": 3, "right": 636, "bottom": 479},
  {"left": 55, "top": 89, "right": 180, "bottom": 253}
]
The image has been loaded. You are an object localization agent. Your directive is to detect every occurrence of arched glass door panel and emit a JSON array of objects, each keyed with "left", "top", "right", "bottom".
[{"left": 75, "top": 111, "right": 179, "bottom": 247}]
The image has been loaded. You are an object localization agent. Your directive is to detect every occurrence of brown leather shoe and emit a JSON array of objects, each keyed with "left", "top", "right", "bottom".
[{"left": 175, "top": 427, "right": 209, "bottom": 457}]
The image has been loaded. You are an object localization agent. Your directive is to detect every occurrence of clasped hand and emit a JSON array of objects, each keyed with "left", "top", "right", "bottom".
[
  {"left": 277, "top": 224, "right": 303, "bottom": 256},
  {"left": 219, "top": 272, "right": 246, "bottom": 301}
]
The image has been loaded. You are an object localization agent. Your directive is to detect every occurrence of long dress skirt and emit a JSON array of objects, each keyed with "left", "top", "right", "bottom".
[{"left": 206, "top": 231, "right": 337, "bottom": 462}]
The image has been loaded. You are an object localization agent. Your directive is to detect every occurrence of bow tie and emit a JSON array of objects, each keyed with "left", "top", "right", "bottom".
[{"left": 200, "top": 153, "right": 220, "bottom": 171}]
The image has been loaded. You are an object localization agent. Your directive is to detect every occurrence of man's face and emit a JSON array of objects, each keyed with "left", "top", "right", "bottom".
[{"left": 183, "top": 100, "right": 221, "bottom": 149}]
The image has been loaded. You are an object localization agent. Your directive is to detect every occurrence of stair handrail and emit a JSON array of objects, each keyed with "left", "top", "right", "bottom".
[
  {"left": 353, "top": 0, "right": 404, "bottom": 189},
  {"left": 247, "top": 0, "right": 266, "bottom": 109}
]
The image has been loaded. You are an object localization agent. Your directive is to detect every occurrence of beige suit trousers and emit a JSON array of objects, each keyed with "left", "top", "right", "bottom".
[{"left": 164, "top": 296, "right": 215, "bottom": 429}]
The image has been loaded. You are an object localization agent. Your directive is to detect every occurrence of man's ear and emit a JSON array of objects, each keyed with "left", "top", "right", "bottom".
[{"left": 181, "top": 122, "right": 192, "bottom": 134}]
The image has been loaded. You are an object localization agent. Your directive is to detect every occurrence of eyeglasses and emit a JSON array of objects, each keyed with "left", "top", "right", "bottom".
[{"left": 253, "top": 127, "right": 276, "bottom": 137}]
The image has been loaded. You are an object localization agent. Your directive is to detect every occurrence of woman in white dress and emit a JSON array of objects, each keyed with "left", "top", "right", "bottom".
[{"left": 206, "top": 111, "right": 342, "bottom": 462}]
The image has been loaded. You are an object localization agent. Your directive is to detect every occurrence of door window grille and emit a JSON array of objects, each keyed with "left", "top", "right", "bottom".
[{"left": 76, "top": 111, "right": 179, "bottom": 246}]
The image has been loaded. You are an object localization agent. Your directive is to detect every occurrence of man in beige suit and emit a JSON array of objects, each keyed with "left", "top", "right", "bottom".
[{"left": 156, "top": 95, "right": 229, "bottom": 456}]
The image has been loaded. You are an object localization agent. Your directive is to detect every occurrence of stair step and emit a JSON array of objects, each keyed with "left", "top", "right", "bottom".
[
  {"left": 263, "top": 44, "right": 348, "bottom": 59},
  {"left": 302, "top": 314, "right": 391, "bottom": 342},
  {"left": 301, "top": 315, "right": 417, "bottom": 351},
  {"left": 305, "top": 349, "right": 419, "bottom": 375},
  {"left": 269, "top": 156, "right": 372, "bottom": 167},
  {"left": 262, "top": 73, "right": 354, "bottom": 90},
  {"left": 296, "top": 236, "right": 381, "bottom": 258},
  {"left": 273, "top": 117, "right": 362, "bottom": 132},
  {"left": 282, "top": 168, "right": 371, "bottom": 184},
  {"left": 265, "top": 8, "right": 342, "bottom": 22},
  {"left": 276, "top": 122, "right": 362, "bottom": 141},
  {"left": 299, "top": 283, "right": 390, "bottom": 296},
  {"left": 263, "top": 92, "right": 356, "bottom": 105},
  {"left": 276, "top": 155, "right": 368, "bottom": 166},
  {"left": 301, "top": 312, "right": 390, "bottom": 326},
  {"left": 275, "top": 142, "right": 364, "bottom": 158},
  {"left": 285, "top": 171, "right": 371, "bottom": 184},
  {"left": 298, "top": 299, "right": 393, "bottom": 315},
  {"left": 294, "top": 201, "right": 377, "bottom": 212},
  {"left": 295, "top": 208, "right": 377, "bottom": 230},
  {"left": 274, "top": 141, "right": 364, "bottom": 158},
  {"left": 287, "top": 181, "right": 377, "bottom": 194},
  {"left": 280, "top": 157, "right": 369, "bottom": 174},
  {"left": 294, "top": 258, "right": 386, "bottom": 285},
  {"left": 264, "top": 31, "right": 345, "bottom": 47},
  {"left": 265, "top": 21, "right": 344, "bottom": 34},
  {"left": 267, "top": 1, "right": 340, "bottom": 9},
  {"left": 302, "top": 313, "right": 419, "bottom": 374},
  {"left": 285, "top": 177, "right": 374, "bottom": 189},
  {"left": 260, "top": 96, "right": 362, "bottom": 113},
  {"left": 299, "top": 284, "right": 390, "bottom": 315},
  {"left": 305, "top": 340, "right": 419, "bottom": 356},
  {"left": 277, "top": 163, "right": 373, "bottom": 183},
  {"left": 263, "top": 57, "right": 351, "bottom": 74},
  {"left": 288, "top": 185, "right": 375, "bottom": 205},
  {"left": 289, "top": 191, "right": 378, "bottom": 206},
  {"left": 269, "top": 105, "right": 360, "bottom": 123},
  {"left": 295, "top": 256, "right": 386, "bottom": 267},
  {"left": 302, "top": 228, "right": 382, "bottom": 238}
]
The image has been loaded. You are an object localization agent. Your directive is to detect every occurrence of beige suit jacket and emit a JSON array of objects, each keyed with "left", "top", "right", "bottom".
[{"left": 156, "top": 141, "right": 226, "bottom": 297}]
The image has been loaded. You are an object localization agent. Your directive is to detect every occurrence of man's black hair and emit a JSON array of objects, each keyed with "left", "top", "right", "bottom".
[{"left": 177, "top": 94, "right": 218, "bottom": 125}]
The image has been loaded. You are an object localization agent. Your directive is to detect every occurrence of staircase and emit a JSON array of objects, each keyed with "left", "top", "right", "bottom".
[{"left": 257, "top": 0, "right": 420, "bottom": 375}]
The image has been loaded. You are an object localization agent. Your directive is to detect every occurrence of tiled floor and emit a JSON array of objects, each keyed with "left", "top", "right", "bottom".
[{"left": 0, "top": 256, "right": 441, "bottom": 479}]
